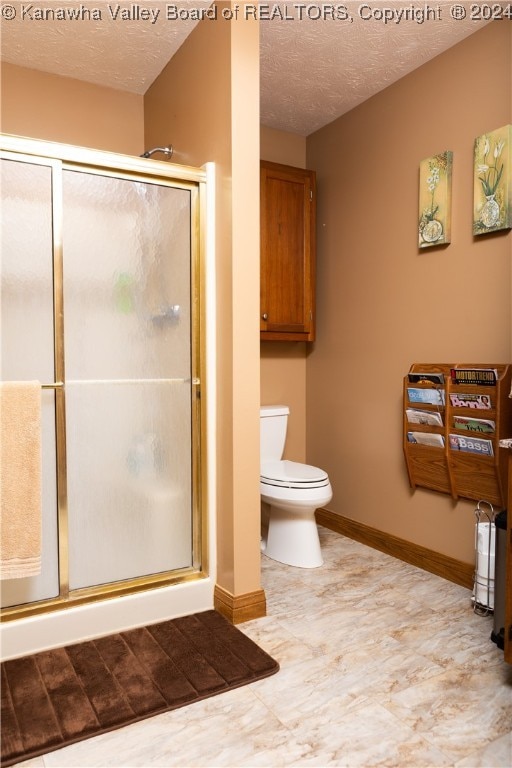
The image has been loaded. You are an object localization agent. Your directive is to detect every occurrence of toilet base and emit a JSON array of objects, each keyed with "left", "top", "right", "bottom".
[{"left": 263, "top": 505, "right": 323, "bottom": 568}]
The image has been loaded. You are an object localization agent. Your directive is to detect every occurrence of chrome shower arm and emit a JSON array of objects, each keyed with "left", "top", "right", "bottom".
[{"left": 140, "top": 145, "right": 174, "bottom": 160}]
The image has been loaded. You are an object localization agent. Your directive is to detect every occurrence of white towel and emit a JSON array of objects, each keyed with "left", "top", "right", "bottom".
[{"left": 0, "top": 381, "right": 42, "bottom": 579}]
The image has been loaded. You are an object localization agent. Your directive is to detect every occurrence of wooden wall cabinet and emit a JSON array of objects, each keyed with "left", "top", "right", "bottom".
[
  {"left": 260, "top": 161, "right": 316, "bottom": 342},
  {"left": 403, "top": 363, "right": 512, "bottom": 508}
]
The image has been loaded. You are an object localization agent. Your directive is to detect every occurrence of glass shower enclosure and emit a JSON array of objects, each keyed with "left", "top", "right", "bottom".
[{"left": 1, "top": 137, "right": 207, "bottom": 618}]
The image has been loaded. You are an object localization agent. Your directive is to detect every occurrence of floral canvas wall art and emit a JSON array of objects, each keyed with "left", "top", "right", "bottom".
[
  {"left": 418, "top": 151, "right": 453, "bottom": 248},
  {"left": 473, "top": 125, "right": 511, "bottom": 235}
]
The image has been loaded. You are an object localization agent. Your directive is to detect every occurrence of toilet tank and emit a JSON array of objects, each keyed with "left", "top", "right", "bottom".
[{"left": 260, "top": 405, "right": 289, "bottom": 465}]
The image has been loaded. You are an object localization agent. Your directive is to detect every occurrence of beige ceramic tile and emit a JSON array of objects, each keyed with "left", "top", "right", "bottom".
[
  {"left": 381, "top": 665, "right": 512, "bottom": 761},
  {"left": 455, "top": 731, "right": 512, "bottom": 767},
  {"left": 282, "top": 699, "right": 455, "bottom": 767}
]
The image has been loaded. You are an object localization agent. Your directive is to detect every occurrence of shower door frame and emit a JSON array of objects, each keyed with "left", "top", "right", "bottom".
[{"left": 1, "top": 134, "right": 208, "bottom": 621}]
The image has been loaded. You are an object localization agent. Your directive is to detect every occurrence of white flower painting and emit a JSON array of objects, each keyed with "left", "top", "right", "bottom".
[
  {"left": 473, "top": 124, "right": 511, "bottom": 235},
  {"left": 418, "top": 151, "right": 453, "bottom": 248}
]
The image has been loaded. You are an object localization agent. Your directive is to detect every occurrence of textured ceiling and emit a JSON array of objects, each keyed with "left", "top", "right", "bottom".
[
  {"left": 0, "top": 1, "right": 213, "bottom": 94},
  {"left": 260, "top": 4, "right": 489, "bottom": 135},
  {"left": 0, "top": 1, "right": 488, "bottom": 136}
]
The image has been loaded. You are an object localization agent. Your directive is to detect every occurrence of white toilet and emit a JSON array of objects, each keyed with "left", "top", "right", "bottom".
[{"left": 260, "top": 405, "right": 333, "bottom": 568}]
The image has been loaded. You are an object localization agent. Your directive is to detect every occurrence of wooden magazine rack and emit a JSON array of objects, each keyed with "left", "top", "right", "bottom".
[{"left": 403, "top": 363, "right": 512, "bottom": 508}]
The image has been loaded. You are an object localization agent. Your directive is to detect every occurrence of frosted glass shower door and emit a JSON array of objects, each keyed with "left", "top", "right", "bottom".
[
  {"left": 0, "top": 157, "right": 60, "bottom": 607},
  {"left": 62, "top": 171, "right": 195, "bottom": 590}
]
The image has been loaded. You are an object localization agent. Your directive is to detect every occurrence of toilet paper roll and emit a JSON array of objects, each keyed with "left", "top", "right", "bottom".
[
  {"left": 476, "top": 552, "right": 495, "bottom": 579},
  {"left": 475, "top": 521, "right": 495, "bottom": 555},
  {"left": 474, "top": 579, "right": 495, "bottom": 609}
]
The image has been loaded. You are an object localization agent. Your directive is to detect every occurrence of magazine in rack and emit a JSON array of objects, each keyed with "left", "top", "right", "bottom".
[
  {"left": 450, "top": 368, "right": 498, "bottom": 386},
  {"left": 408, "top": 372, "right": 444, "bottom": 385},
  {"left": 407, "top": 387, "right": 445, "bottom": 406},
  {"left": 406, "top": 409, "right": 443, "bottom": 426},
  {"left": 407, "top": 432, "right": 445, "bottom": 448},
  {"left": 449, "top": 392, "right": 492, "bottom": 409},
  {"left": 452, "top": 415, "right": 495, "bottom": 434},
  {"left": 449, "top": 434, "right": 494, "bottom": 456}
]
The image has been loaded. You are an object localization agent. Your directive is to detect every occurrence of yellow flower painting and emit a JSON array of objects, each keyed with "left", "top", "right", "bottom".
[
  {"left": 473, "top": 124, "right": 512, "bottom": 235},
  {"left": 418, "top": 151, "right": 452, "bottom": 248}
]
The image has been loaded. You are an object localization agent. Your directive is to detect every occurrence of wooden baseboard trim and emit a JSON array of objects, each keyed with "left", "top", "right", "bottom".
[
  {"left": 213, "top": 585, "right": 267, "bottom": 624},
  {"left": 316, "top": 508, "right": 474, "bottom": 590}
]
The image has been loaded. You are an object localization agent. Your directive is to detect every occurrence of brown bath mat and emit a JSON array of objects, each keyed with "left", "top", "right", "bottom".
[{"left": 1, "top": 609, "right": 279, "bottom": 767}]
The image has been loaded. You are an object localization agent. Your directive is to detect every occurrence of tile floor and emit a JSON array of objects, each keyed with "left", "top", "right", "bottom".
[{"left": 14, "top": 527, "right": 512, "bottom": 767}]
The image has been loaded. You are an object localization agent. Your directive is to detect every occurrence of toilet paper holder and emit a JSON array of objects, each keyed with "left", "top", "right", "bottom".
[{"left": 472, "top": 499, "right": 496, "bottom": 616}]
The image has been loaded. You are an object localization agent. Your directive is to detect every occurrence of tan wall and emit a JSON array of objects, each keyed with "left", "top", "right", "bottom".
[
  {"left": 260, "top": 126, "right": 308, "bottom": 461},
  {"left": 145, "top": 9, "right": 261, "bottom": 596},
  {"left": 306, "top": 23, "right": 512, "bottom": 565},
  {"left": 0, "top": 63, "right": 144, "bottom": 155},
  {"left": 260, "top": 126, "right": 306, "bottom": 168}
]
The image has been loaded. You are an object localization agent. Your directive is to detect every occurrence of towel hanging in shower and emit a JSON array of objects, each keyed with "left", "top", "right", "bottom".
[{"left": 0, "top": 381, "right": 42, "bottom": 579}]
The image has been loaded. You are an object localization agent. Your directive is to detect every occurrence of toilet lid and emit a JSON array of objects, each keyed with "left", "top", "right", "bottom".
[{"left": 261, "top": 460, "right": 329, "bottom": 488}]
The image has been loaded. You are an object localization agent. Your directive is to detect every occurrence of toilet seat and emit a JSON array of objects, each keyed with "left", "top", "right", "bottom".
[{"left": 260, "top": 460, "right": 329, "bottom": 489}]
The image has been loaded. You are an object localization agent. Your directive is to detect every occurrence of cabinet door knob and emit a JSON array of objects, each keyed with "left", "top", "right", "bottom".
[{"left": 262, "top": 313, "right": 268, "bottom": 321}]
